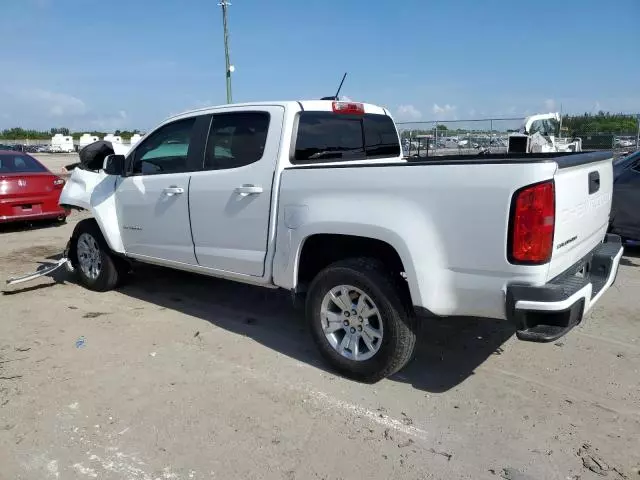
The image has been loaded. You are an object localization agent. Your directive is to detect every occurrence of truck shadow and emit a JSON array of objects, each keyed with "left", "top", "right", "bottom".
[
  {"left": 117, "top": 264, "right": 514, "bottom": 393},
  {"left": 0, "top": 218, "right": 67, "bottom": 234},
  {"left": 621, "top": 244, "right": 640, "bottom": 266}
]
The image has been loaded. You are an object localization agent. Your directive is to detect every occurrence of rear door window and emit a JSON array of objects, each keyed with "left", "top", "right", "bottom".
[
  {"left": 204, "top": 112, "right": 270, "bottom": 170},
  {"left": 293, "top": 112, "right": 400, "bottom": 163}
]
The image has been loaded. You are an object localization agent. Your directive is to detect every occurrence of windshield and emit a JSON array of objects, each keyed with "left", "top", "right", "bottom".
[
  {"left": 0, "top": 154, "right": 47, "bottom": 173},
  {"left": 528, "top": 118, "right": 559, "bottom": 136}
]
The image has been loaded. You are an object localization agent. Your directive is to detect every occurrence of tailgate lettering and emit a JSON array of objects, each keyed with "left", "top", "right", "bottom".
[
  {"left": 556, "top": 235, "right": 578, "bottom": 250},
  {"left": 558, "top": 192, "right": 611, "bottom": 224}
]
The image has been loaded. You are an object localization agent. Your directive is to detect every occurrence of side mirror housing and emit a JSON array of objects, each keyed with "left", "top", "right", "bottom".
[{"left": 103, "top": 154, "right": 126, "bottom": 175}]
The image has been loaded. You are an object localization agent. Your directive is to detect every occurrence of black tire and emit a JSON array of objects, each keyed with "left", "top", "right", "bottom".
[
  {"left": 306, "top": 257, "right": 417, "bottom": 383},
  {"left": 70, "top": 219, "right": 124, "bottom": 292}
]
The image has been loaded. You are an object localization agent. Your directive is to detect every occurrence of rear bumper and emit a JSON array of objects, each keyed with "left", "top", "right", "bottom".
[
  {"left": 506, "top": 234, "right": 624, "bottom": 342},
  {"left": 0, "top": 196, "right": 68, "bottom": 223},
  {"left": 0, "top": 211, "right": 68, "bottom": 223}
]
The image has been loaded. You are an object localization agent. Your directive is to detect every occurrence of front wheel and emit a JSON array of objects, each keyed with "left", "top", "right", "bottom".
[
  {"left": 71, "top": 220, "right": 122, "bottom": 292},
  {"left": 306, "top": 258, "right": 417, "bottom": 383}
]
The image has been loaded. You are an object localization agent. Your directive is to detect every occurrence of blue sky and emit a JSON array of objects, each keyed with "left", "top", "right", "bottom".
[{"left": 0, "top": 0, "right": 638, "bottom": 131}]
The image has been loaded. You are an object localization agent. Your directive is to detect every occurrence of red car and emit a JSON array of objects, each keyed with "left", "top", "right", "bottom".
[{"left": 0, "top": 150, "right": 69, "bottom": 224}]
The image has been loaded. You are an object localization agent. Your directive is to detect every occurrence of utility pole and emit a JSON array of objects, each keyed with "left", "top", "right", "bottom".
[{"left": 219, "top": 0, "right": 233, "bottom": 103}]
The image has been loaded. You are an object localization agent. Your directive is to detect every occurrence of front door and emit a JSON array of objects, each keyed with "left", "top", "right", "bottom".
[
  {"left": 115, "top": 116, "right": 204, "bottom": 264},
  {"left": 188, "top": 106, "right": 284, "bottom": 276}
]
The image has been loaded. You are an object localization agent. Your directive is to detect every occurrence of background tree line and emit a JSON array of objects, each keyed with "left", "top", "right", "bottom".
[
  {"left": 0, "top": 127, "right": 143, "bottom": 141},
  {"left": 561, "top": 112, "right": 638, "bottom": 135}
]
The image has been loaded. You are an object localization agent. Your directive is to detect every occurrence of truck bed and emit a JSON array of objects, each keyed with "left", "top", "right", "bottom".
[{"left": 279, "top": 150, "right": 614, "bottom": 319}]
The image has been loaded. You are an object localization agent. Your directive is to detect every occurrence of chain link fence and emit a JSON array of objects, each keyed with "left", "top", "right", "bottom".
[{"left": 397, "top": 114, "right": 640, "bottom": 159}]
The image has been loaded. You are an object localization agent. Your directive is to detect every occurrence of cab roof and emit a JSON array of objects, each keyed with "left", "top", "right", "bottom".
[{"left": 166, "top": 100, "right": 390, "bottom": 122}]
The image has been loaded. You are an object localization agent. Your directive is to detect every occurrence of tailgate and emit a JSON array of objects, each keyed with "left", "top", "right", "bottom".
[{"left": 548, "top": 152, "right": 614, "bottom": 280}]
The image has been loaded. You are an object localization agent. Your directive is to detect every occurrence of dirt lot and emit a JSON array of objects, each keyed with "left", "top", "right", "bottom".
[
  {"left": 32, "top": 153, "right": 80, "bottom": 175},
  {"left": 1, "top": 212, "right": 639, "bottom": 480}
]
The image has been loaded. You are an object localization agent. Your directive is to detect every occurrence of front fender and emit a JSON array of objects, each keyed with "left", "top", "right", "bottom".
[{"left": 59, "top": 168, "right": 124, "bottom": 253}]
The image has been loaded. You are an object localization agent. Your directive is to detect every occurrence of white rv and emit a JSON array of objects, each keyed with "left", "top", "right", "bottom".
[
  {"left": 129, "top": 133, "right": 143, "bottom": 146},
  {"left": 50, "top": 134, "right": 75, "bottom": 153},
  {"left": 79, "top": 134, "right": 100, "bottom": 150},
  {"left": 103, "top": 134, "right": 123, "bottom": 145}
]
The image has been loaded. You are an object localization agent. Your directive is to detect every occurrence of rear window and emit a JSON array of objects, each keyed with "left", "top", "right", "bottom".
[
  {"left": 293, "top": 112, "right": 400, "bottom": 163},
  {"left": 0, "top": 154, "right": 47, "bottom": 173}
]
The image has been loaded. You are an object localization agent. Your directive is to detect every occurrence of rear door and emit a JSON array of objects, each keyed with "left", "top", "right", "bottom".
[
  {"left": 188, "top": 106, "right": 284, "bottom": 276},
  {"left": 548, "top": 153, "right": 614, "bottom": 279},
  {"left": 115, "top": 116, "right": 207, "bottom": 264}
]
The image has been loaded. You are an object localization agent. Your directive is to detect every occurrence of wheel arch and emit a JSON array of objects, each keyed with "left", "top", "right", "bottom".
[{"left": 291, "top": 230, "right": 422, "bottom": 306}]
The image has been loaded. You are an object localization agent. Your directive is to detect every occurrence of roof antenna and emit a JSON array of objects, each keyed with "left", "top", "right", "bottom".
[{"left": 321, "top": 72, "right": 348, "bottom": 101}]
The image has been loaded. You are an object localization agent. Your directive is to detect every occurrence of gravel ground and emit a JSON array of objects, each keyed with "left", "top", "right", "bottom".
[
  {"left": 32, "top": 153, "right": 80, "bottom": 175},
  {"left": 0, "top": 210, "right": 639, "bottom": 479}
]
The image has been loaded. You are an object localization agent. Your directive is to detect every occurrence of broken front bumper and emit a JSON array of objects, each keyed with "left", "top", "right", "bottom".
[
  {"left": 5, "top": 241, "right": 73, "bottom": 287},
  {"left": 506, "top": 234, "right": 624, "bottom": 342}
]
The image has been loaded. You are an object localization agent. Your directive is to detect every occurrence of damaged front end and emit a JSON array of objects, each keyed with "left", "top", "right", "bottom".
[{"left": 5, "top": 141, "right": 124, "bottom": 288}]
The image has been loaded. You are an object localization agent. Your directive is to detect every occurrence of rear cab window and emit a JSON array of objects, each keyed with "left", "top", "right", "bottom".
[
  {"left": 0, "top": 154, "right": 47, "bottom": 173},
  {"left": 293, "top": 111, "right": 400, "bottom": 163}
]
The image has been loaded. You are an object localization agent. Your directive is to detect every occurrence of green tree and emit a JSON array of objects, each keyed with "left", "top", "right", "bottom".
[
  {"left": 563, "top": 113, "right": 638, "bottom": 135},
  {"left": 50, "top": 127, "right": 70, "bottom": 136}
]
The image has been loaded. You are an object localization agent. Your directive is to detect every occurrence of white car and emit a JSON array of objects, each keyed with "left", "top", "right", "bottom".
[{"left": 59, "top": 100, "right": 623, "bottom": 381}]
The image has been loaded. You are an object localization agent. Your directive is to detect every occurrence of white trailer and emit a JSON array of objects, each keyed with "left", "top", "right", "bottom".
[
  {"left": 129, "top": 133, "right": 143, "bottom": 146},
  {"left": 103, "top": 134, "right": 123, "bottom": 145},
  {"left": 50, "top": 134, "right": 75, "bottom": 153},
  {"left": 79, "top": 134, "right": 99, "bottom": 150}
]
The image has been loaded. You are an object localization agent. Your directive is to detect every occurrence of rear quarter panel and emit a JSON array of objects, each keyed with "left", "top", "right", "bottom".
[{"left": 274, "top": 161, "right": 557, "bottom": 319}]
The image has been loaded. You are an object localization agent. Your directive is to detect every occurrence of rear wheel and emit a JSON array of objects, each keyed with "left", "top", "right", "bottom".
[
  {"left": 71, "top": 220, "right": 124, "bottom": 292},
  {"left": 306, "top": 258, "right": 417, "bottom": 382}
]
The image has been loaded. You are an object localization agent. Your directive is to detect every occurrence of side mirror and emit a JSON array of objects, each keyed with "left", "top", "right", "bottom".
[{"left": 103, "top": 154, "right": 126, "bottom": 175}]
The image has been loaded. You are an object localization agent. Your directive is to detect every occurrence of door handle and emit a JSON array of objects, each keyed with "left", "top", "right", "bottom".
[
  {"left": 163, "top": 186, "right": 184, "bottom": 196},
  {"left": 234, "top": 184, "right": 263, "bottom": 196}
]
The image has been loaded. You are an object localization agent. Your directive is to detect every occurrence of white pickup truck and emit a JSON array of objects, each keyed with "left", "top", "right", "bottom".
[{"left": 59, "top": 100, "right": 623, "bottom": 382}]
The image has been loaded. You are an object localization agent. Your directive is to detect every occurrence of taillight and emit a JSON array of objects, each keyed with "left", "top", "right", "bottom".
[
  {"left": 509, "top": 180, "right": 555, "bottom": 264},
  {"left": 332, "top": 101, "right": 364, "bottom": 115},
  {"left": 53, "top": 177, "right": 65, "bottom": 188}
]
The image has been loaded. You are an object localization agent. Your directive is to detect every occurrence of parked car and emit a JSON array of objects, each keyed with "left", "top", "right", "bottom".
[
  {"left": 610, "top": 150, "right": 640, "bottom": 241},
  {"left": 0, "top": 151, "right": 69, "bottom": 224},
  {"left": 59, "top": 100, "right": 623, "bottom": 382}
]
